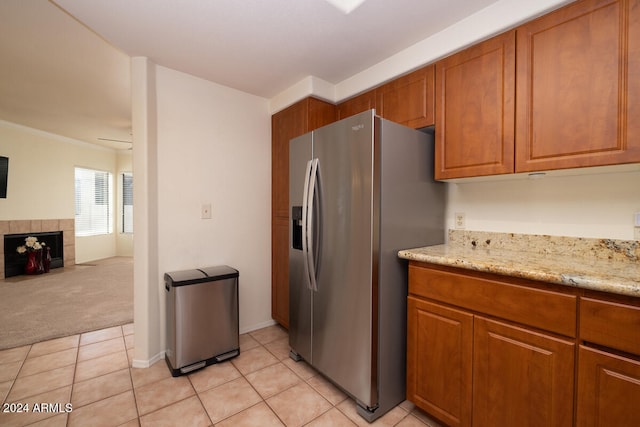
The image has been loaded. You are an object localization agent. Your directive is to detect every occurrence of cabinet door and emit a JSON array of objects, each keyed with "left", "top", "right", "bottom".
[
  {"left": 407, "top": 296, "right": 473, "bottom": 427},
  {"left": 271, "top": 98, "right": 336, "bottom": 327},
  {"left": 271, "top": 217, "right": 289, "bottom": 327},
  {"left": 473, "top": 317, "right": 575, "bottom": 427},
  {"left": 376, "top": 65, "right": 435, "bottom": 128},
  {"left": 272, "top": 103, "right": 308, "bottom": 218},
  {"left": 307, "top": 97, "right": 338, "bottom": 132},
  {"left": 271, "top": 102, "right": 308, "bottom": 328},
  {"left": 337, "top": 90, "right": 376, "bottom": 120},
  {"left": 515, "top": 0, "right": 640, "bottom": 171},
  {"left": 577, "top": 346, "right": 640, "bottom": 427},
  {"left": 435, "top": 31, "right": 515, "bottom": 179},
  {"left": 272, "top": 98, "right": 336, "bottom": 217}
]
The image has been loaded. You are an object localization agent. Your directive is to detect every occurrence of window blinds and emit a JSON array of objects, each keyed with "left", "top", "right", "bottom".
[
  {"left": 75, "top": 167, "right": 113, "bottom": 236},
  {"left": 122, "top": 172, "right": 133, "bottom": 233}
]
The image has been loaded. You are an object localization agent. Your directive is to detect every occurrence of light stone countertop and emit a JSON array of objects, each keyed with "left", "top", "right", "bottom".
[{"left": 398, "top": 230, "right": 640, "bottom": 298}]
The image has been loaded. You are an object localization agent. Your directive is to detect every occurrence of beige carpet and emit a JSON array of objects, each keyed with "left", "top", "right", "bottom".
[{"left": 0, "top": 257, "right": 133, "bottom": 350}]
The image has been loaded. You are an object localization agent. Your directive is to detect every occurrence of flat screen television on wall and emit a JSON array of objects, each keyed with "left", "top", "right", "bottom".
[{"left": 0, "top": 156, "right": 8, "bottom": 198}]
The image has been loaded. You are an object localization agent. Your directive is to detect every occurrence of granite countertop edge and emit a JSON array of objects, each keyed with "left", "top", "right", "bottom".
[{"left": 398, "top": 244, "right": 640, "bottom": 298}]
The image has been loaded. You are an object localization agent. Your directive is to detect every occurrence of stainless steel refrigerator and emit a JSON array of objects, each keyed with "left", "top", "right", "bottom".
[{"left": 289, "top": 110, "right": 445, "bottom": 422}]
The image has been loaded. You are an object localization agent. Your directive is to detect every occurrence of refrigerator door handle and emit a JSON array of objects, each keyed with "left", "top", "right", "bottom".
[
  {"left": 306, "top": 158, "right": 320, "bottom": 292},
  {"left": 301, "top": 159, "right": 313, "bottom": 291}
]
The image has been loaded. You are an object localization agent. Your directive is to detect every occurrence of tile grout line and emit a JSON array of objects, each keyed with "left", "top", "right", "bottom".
[
  {"left": 3, "top": 324, "right": 432, "bottom": 427},
  {"left": 1, "top": 343, "right": 32, "bottom": 408},
  {"left": 246, "top": 331, "right": 294, "bottom": 425},
  {"left": 186, "top": 373, "right": 215, "bottom": 427},
  {"left": 240, "top": 338, "right": 290, "bottom": 427},
  {"left": 123, "top": 324, "right": 141, "bottom": 427},
  {"left": 241, "top": 331, "right": 342, "bottom": 427},
  {"left": 65, "top": 332, "right": 82, "bottom": 427}
]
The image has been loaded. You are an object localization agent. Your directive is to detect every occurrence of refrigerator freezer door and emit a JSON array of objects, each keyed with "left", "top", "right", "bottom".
[
  {"left": 289, "top": 132, "right": 313, "bottom": 362},
  {"left": 311, "top": 110, "right": 376, "bottom": 408}
]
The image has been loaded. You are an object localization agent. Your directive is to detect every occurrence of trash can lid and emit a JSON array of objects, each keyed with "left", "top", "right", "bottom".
[
  {"left": 164, "top": 269, "right": 208, "bottom": 286},
  {"left": 198, "top": 265, "right": 238, "bottom": 280}
]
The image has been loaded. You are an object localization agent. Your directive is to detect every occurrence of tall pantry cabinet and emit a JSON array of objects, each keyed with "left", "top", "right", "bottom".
[{"left": 271, "top": 98, "right": 336, "bottom": 328}]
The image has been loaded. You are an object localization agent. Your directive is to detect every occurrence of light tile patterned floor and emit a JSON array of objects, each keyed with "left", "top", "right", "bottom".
[{"left": 0, "top": 324, "right": 442, "bottom": 426}]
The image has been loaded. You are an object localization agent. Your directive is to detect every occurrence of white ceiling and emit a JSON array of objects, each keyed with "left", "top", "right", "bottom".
[{"left": 0, "top": 0, "right": 503, "bottom": 149}]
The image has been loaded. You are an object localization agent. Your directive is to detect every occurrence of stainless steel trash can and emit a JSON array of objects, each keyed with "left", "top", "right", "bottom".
[{"left": 165, "top": 265, "right": 239, "bottom": 376}]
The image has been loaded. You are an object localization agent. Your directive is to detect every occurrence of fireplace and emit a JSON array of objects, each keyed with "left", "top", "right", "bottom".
[{"left": 4, "top": 231, "right": 64, "bottom": 277}]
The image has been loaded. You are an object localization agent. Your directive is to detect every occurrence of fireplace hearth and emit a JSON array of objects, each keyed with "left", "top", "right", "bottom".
[{"left": 4, "top": 231, "right": 64, "bottom": 277}]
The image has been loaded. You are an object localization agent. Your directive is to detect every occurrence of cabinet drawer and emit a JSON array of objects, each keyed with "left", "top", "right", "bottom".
[
  {"left": 408, "top": 264, "right": 577, "bottom": 337},
  {"left": 580, "top": 297, "right": 640, "bottom": 355}
]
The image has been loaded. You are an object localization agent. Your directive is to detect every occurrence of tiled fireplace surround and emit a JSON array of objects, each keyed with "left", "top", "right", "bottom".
[{"left": 0, "top": 219, "right": 75, "bottom": 278}]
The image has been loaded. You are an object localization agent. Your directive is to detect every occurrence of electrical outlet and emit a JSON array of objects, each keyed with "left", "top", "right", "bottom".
[
  {"left": 455, "top": 212, "right": 466, "bottom": 229},
  {"left": 201, "top": 204, "right": 212, "bottom": 219},
  {"left": 635, "top": 227, "right": 640, "bottom": 240}
]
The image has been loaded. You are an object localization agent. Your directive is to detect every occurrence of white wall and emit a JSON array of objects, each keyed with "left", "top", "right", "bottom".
[
  {"left": 131, "top": 57, "right": 160, "bottom": 366},
  {"left": 445, "top": 168, "right": 640, "bottom": 240},
  {"left": 0, "top": 120, "right": 127, "bottom": 262},
  {"left": 132, "top": 60, "right": 272, "bottom": 366},
  {"left": 155, "top": 65, "right": 272, "bottom": 334}
]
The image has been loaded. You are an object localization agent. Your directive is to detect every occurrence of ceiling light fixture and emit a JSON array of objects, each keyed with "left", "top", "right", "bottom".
[{"left": 323, "top": 0, "right": 367, "bottom": 14}]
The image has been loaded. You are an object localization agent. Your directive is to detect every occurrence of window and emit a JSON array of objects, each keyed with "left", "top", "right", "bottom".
[
  {"left": 75, "top": 167, "right": 113, "bottom": 236},
  {"left": 122, "top": 172, "right": 133, "bottom": 233}
]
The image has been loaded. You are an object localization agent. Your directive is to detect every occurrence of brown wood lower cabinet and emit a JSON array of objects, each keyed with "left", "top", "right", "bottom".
[
  {"left": 576, "top": 295, "right": 640, "bottom": 427},
  {"left": 576, "top": 346, "right": 640, "bottom": 427},
  {"left": 473, "top": 317, "right": 574, "bottom": 427},
  {"left": 407, "top": 267, "right": 575, "bottom": 427},
  {"left": 407, "top": 262, "right": 640, "bottom": 426},
  {"left": 407, "top": 263, "right": 576, "bottom": 427},
  {"left": 407, "top": 297, "right": 472, "bottom": 427}
]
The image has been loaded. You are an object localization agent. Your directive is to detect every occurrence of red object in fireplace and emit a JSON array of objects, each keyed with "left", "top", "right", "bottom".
[
  {"left": 24, "top": 250, "right": 45, "bottom": 275},
  {"left": 25, "top": 251, "right": 38, "bottom": 274}
]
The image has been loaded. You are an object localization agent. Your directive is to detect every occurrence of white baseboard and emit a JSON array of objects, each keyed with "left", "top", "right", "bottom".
[
  {"left": 131, "top": 320, "right": 280, "bottom": 369},
  {"left": 131, "top": 350, "right": 165, "bottom": 369},
  {"left": 240, "top": 319, "right": 277, "bottom": 334}
]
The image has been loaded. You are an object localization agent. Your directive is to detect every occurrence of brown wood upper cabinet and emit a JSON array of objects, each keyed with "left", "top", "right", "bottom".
[
  {"left": 337, "top": 65, "right": 435, "bottom": 128},
  {"left": 376, "top": 65, "right": 435, "bottom": 128},
  {"left": 515, "top": 0, "right": 640, "bottom": 172},
  {"left": 436, "top": 0, "right": 640, "bottom": 180},
  {"left": 434, "top": 31, "right": 516, "bottom": 179},
  {"left": 337, "top": 89, "right": 376, "bottom": 120}
]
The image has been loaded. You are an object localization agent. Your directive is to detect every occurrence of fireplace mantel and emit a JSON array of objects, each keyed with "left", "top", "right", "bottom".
[{"left": 1, "top": 219, "right": 75, "bottom": 278}]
